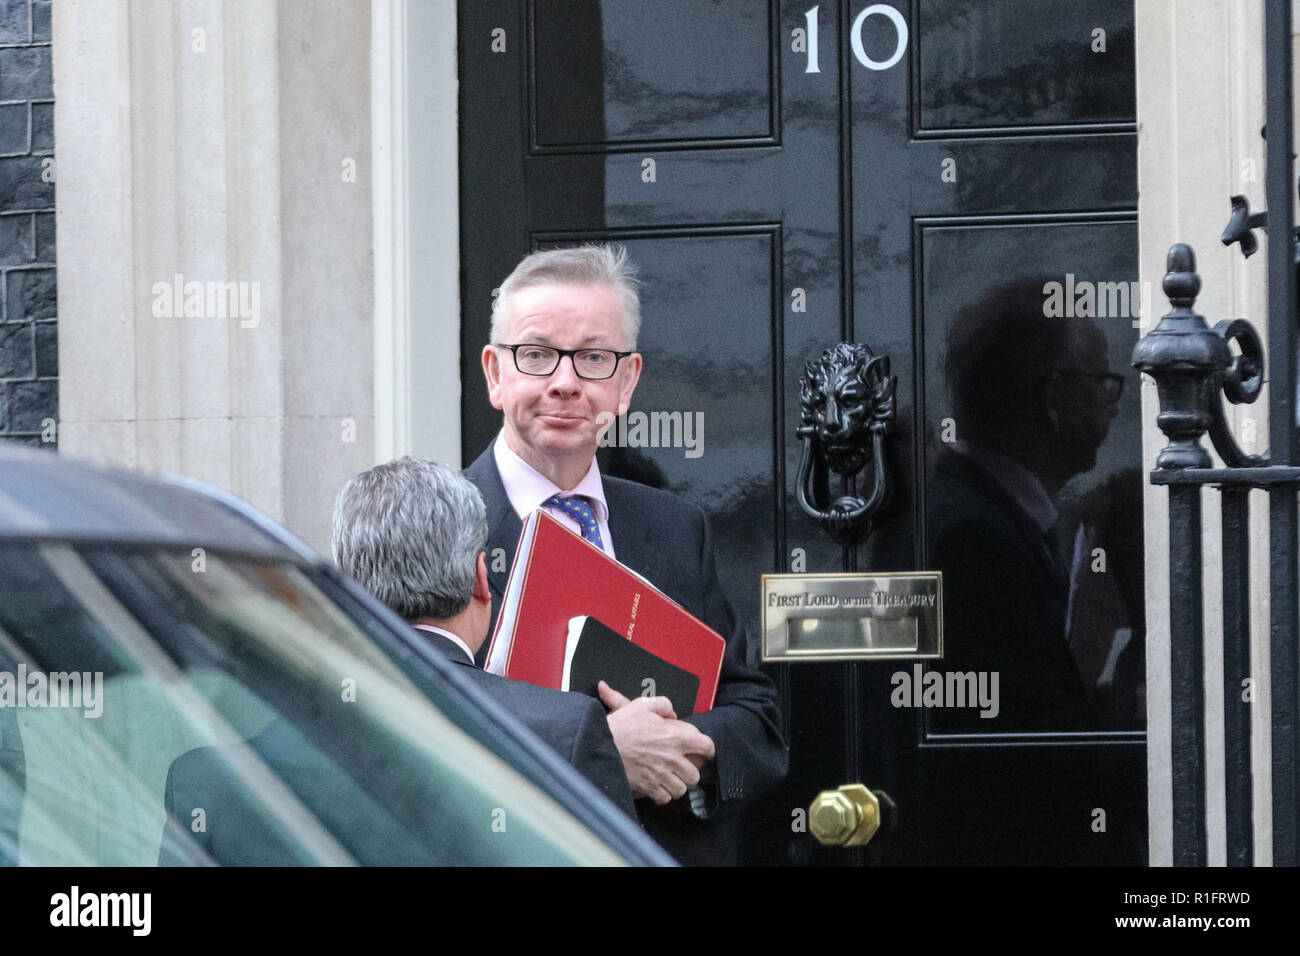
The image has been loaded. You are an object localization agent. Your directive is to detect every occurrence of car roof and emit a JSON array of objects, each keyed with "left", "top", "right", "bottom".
[{"left": 0, "top": 444, "right": 310, "bottom": 561}]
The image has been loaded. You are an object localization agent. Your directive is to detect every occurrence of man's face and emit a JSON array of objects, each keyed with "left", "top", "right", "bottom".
[
  {"left": 481, "top": 282, "right": 642, "bottom": 478},
  {"left": 1048, "top": 321, "right": 1119, "bottom": 476}
]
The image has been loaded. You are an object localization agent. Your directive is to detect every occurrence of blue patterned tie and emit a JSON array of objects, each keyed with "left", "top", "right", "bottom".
[{"left": 543, "top": 494, "right": 605, "bottom": 550}]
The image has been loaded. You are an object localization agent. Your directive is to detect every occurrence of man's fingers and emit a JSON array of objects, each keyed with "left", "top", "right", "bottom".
[
  {"left": 678, "top": 726, "right": 716, "bottom": 760},
  {"left": 600, "top": 683, "right": 677, "bottom": 718},
  {"left": 663, "top": 773, "right": 689, "bottom": 801},
  {"left": 597, "top": 680, "right": 631, "bottom": 711},
  {"left": 643, "top": 695, "right": 677, "bottom": 719},
  {"left": 673, "top": 756, "right": 702, "bottom": 789}
]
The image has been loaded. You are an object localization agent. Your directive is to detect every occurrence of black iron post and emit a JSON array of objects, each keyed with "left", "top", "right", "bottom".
[
  {"left": 1264, "top": 0, "right": 1300, "bottom": 868},
  {"left": 1133, "top": 245, "right": 1231, "bottom": 866}
]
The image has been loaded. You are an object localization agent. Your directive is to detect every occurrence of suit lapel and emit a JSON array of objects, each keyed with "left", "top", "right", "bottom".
[
  {"left": 603, "top": 478, "right": 655, "bottom": 575},
  {"left": 464, "top": 446, "right": 525, "bottom": 666},
  {"left": 464, "top": 445, "right": 523, "bottom": 605}
]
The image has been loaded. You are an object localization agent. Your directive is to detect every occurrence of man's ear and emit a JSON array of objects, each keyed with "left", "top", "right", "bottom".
[
  {"left": 474, "top": 551, "right": 492, "bottom": 604},
  {"left": 617, "top": 352, "right": 643, "bottom": 417},
  {"left": 482, "top": 345, "right": 505, "bottom": 411}
]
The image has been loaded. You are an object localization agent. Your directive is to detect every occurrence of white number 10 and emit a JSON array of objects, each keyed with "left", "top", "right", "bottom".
[
  {"left": 851, "top": 4, "right": 908, "bottom": 71},
  {"left": 803, "top": 4, "right": 908, "bottom": 74},
  {"left": 804, "top": 6, "right": 820, "bottom": 74}
]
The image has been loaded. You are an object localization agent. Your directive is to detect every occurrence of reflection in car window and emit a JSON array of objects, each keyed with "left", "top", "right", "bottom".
[{"left": 0, "top": 543, "right": 624, "bottom": 865}]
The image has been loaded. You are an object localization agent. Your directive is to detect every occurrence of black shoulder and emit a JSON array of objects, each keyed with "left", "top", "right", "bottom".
[
  {"left": 465, "top": 667, "right": 588, "bottom": 717},
  {"left": 462, "top": 445, "right": 496, "bottom": 482}
]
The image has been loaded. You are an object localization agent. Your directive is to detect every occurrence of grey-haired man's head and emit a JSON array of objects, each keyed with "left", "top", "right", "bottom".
[
  {"left": 331, "top": 458, "right": 488, "bottom": 622},
  {"left": 490, "top": 243, "right": 642, "bottom": 350}
]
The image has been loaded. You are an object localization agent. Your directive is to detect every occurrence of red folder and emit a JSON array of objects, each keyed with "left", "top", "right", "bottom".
[{"left": 484, "top": 509, "right": 724, "bottom": 714}]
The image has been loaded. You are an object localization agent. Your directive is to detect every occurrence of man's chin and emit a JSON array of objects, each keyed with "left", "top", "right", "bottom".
[{"left": 529, "top": 427, "right": 599, "bottom": 458}]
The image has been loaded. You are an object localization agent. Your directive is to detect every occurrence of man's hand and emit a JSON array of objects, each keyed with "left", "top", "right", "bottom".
[{"left": 598, "top": 681, "right": 716, "bottom": 806}]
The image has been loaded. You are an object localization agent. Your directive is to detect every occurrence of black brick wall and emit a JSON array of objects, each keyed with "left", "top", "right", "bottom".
[{"left": 0, "top": 0, "right": 53, "bottom": 449}]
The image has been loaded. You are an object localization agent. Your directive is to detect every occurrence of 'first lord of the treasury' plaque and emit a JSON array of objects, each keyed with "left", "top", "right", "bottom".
[{"left": 761, "top": 572, "right": 943, "bottom": 663}]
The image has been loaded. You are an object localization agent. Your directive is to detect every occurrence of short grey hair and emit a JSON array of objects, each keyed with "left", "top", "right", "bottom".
[
  {"left": 331, "top": 458, "right": 487, "bottom": 621},
  {"left": 490, "top": 244, "right": 642, "bottom": 349}
]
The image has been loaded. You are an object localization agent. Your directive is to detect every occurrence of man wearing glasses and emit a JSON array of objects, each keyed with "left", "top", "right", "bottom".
[
  {"left": 930, "top": 277, "right": 1127, "bottom": 736},
  {"left": 464, "top": 244, "right": 787, "bottom": 865}
]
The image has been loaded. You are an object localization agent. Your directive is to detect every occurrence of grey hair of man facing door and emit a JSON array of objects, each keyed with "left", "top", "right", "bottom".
[
  {"left": 331, "top": 457, "right": 488, "bottom": 621},
  {"left": 490, "top": 244, "right": 643, "bottom": 350}
]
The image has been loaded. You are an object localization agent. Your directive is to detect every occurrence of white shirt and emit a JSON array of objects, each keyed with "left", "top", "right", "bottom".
[
  {"left": 411, "top": 623, "right": 476, "bottom": 665},
  {"left": 493, "top": 431, "right": 616, "bottom": 558}
]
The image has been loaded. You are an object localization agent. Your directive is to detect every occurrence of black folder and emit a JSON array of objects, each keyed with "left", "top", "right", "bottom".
[{"left": 562, "top": 616, "right": 701, "bottom": 717}]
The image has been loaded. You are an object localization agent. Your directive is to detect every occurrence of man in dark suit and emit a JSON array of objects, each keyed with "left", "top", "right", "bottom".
[
  {"left": 929, "top": 278, "right": 1121, "bottom": 731},
  {"left": 468, "top": 244, "right": 787, "bottom": 865},
  {"left": 330, "top": 457, "right": 637, "bottom": 820}
]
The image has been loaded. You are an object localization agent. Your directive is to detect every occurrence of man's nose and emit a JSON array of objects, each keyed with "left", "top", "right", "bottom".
[{"left": 547, "top": 353, "right": 583, "bottom": 393}]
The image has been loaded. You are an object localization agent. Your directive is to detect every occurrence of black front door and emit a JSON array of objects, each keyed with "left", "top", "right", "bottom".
[{"left": 458, "top": 0, "right": 1145, "bottom": 865}]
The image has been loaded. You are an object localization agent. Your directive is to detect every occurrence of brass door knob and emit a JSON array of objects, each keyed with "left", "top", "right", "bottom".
[{"left": 809, "top": 784, "right": 890, "bottom": 847}]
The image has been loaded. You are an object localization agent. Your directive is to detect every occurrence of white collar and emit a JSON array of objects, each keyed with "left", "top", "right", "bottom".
[
  {"left": 411, "top": 623, "right": 476, "bottom": 665},
  {"left": 492, "top": 430, "right": 609, "bottom": 524}
]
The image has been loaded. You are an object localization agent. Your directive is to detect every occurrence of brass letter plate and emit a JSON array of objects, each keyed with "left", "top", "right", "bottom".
[{"left": 761, "top": 572, "right": 942, "bottom": 662}]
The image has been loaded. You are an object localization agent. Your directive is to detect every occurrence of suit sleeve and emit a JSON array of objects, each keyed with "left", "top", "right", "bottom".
[
  {"left": 681, "top": 506, "right": 788, "bottom": 813},
  {"left": 569, "top": 697, "right": 640, "bottom": 821}
]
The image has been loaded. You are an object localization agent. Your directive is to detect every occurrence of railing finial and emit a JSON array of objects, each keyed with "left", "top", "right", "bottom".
[{"left": 1163, "top": 243, "right": 1201, "bottom": 308}]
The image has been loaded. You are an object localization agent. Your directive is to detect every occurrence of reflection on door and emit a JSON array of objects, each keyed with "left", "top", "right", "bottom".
[{"left": 920, "top": 222, "right": 1145, "bottom": 735}]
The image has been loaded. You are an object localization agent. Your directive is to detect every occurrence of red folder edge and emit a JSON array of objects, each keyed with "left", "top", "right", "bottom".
[{"left": 486, "top": 509, "right": 724, "bottom": 714}]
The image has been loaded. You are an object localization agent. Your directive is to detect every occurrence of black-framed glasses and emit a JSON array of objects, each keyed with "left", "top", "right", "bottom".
[
  {"left": 495, "top": 343, "right": 634, "bottom": 381},
  {"left": 1048, "top": 370, "right": 1126, "bottom": 403}
]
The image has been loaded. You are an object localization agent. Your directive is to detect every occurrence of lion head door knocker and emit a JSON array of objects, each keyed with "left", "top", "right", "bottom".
[{"left": 796, "top": 342, "right": 897, "bottom": 547}]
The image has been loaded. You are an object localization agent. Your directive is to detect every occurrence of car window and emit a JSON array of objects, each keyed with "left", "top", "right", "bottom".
[{"left": 0, "top": 542, "right": 625, "bottom": 866}]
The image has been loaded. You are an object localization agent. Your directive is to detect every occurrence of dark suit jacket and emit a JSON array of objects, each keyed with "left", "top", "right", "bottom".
[
  {"left": 926, "top": 448, "right": 1092, "bottom": 730},
  {"left": 465, "top": 446, "right": 788, "bottom": 865},
  {"left": 415, "top": 628, "right": 637, "bottom": 820}
]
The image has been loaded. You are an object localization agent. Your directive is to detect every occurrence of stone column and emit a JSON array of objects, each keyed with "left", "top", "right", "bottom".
[{"left": 53, "top": 0, "right": 374, "bottom": 553}]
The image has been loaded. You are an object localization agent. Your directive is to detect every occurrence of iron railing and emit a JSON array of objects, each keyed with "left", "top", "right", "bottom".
[{"left": 1132, "top": 0, "right": 1298, "bottom": 867}]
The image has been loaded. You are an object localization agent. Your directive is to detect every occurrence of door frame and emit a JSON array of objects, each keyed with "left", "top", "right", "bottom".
[{"left": 371, "top": 0, "right": 464, "bottom": 467}]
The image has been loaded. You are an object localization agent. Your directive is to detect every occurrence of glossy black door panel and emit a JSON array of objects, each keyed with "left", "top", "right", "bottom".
[
  {"left": 532, "top": 0, "right": 778, "bottom": 149},
  {"left": 916, "top": 0, "right": 1135, "bottom": 133}
]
